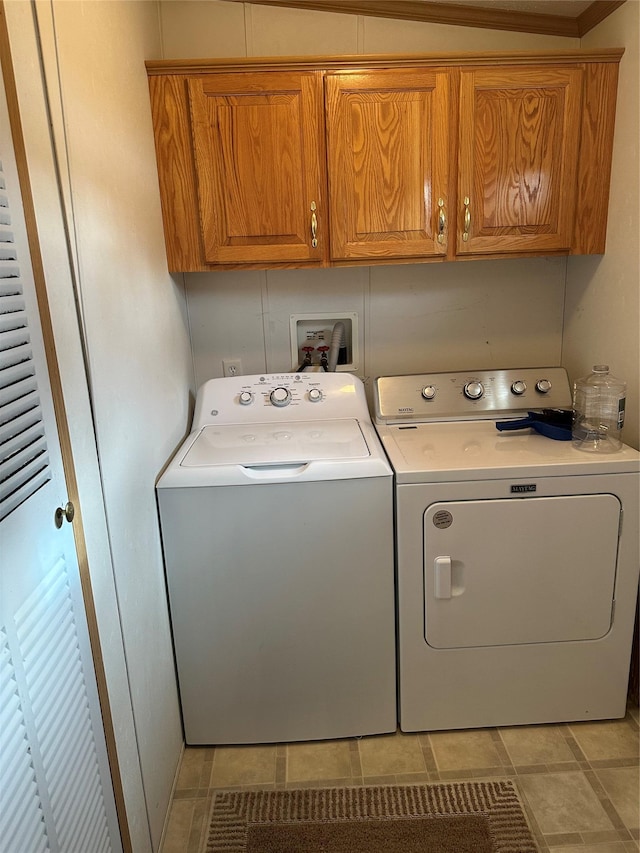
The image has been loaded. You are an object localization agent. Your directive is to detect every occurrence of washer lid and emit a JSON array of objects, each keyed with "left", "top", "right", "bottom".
[{"left": 180, "top": 418, "right": 370, "bottom": 467}]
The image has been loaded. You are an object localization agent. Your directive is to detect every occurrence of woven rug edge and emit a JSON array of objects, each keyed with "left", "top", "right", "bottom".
[{"left": 200, "top": 778, "right": 539, "bottom": 853}]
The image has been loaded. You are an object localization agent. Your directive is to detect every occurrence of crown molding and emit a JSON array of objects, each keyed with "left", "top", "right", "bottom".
[
  {"left": 145, "top": 48, "right": 625, "bottom": 75},
  {"left": 577, "top": 1, "right": 625, "bottom": 35},
  {"left": 228, "top": 0, "right": 626, "bottom": 38}
]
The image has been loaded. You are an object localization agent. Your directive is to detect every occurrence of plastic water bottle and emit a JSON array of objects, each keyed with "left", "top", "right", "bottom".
[{"left": 572, "top": 365, "right": 626, "bottom": 453}]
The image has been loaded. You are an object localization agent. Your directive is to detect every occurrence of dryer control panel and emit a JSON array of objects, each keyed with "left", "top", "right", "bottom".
[{"left": 374, "top": 367, "right": 572, "bottom": 424}]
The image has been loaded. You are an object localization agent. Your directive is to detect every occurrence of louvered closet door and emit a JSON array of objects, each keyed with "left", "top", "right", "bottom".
[{"left": 0, "top": 66, "right": 121, "bottom": 852}]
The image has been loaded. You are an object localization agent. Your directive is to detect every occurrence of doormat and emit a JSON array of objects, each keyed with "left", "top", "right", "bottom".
[{"left": 202, "top": 780, "right": 539, "bottom": 852}]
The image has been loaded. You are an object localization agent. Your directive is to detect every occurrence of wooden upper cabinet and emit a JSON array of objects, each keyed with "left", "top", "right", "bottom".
[
  {"left": 188, "top": 71, "right": 326, "bottom": 266},
  {"left": 148, "top": 69, "right": 326, "bottom": 270},
  {"left": 146, "top": 50, "right": 622, "bottom": 271},
  {"left": 456, "top": 66, "right": 582, "bottom": 256},
  {"left": 325, "top": 69, "right": 450, "bottom": 261}
]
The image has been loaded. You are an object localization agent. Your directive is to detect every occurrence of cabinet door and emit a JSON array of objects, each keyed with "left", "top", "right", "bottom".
[
  {"left": 457, "top": 66, "right": 582, "bottom": 256},
  {"left": 188, "top": 71, "right": 326, "bottom": 265},
  {"left": 325, "top": 69, "right": 450, "bottom": 261}
]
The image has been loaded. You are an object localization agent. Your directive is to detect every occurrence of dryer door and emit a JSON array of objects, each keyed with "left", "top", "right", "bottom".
[{"left": 424, "top": 494, "right": 620, "bottom": 649}]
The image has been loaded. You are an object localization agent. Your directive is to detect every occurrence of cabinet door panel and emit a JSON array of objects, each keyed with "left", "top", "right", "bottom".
[
  {"left": 457, "top": 67, "right": 582, "bottom": 255},
  {"left": 188, "top": 72, "right": 326, "bottom": 265},
  {"left": 326, "top": 70, "right": 450, "bottom": 260}
]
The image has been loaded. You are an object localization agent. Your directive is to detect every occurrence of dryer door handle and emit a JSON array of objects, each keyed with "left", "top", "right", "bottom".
[{"left": 434, "top": 556, "right": 452, "bottom": 599}]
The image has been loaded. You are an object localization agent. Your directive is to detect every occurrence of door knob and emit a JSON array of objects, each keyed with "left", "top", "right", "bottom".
[{"left": 54, "top": 501, "right": 75, "bottom": 528}]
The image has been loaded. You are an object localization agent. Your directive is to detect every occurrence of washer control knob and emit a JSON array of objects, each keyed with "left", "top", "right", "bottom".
[
  {"left": 463, "top": 380, "right": 484, "bottom": 400},
  {"left": 421, "top": 385, "right": 436, "bottom": 400},
  {"left": 308, "top": 388, "right": 323, "bottom": 402},
  {"left": 511, "top": 380, "right": 527, "bottom": 396},
  {"left": 270, "top": 387, "right": 291, "bottom": 407},
  {"left": 238, "top": 390, "right": 254, "bottom": 406},
  {"left": 536, "top": 379, "right": 552, "bottom": 394}
]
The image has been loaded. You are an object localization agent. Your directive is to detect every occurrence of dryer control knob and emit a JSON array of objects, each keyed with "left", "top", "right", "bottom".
[
  {"left": 422, "top": 385, "right": 436, "bottom": 400},
  {"left": 464, "top": 380, "right": 484, "bottom": 400},
  {"left": 511, "top": 380, "right": 527, "bottom": 395},
  {"left": 308, "top": 388, "right": 323, "bottom": 402},
  {"left": 238, "top": 390, "right": 254, "bottom": 405},
  {"left": 270, "top": 387, "right": 291, "bottom": 407},
  {"left": 536, "top": 379, "right": 552, "bottom": 394}
]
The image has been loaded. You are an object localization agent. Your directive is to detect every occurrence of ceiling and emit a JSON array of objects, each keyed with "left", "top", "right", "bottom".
[{"left": 233, "top": 1, "right": 626, "bottom": 37}]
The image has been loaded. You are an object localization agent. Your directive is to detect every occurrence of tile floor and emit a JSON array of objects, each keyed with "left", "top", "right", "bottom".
[{"left": 162, "top": 704, "right": 639, "bottom": 853}]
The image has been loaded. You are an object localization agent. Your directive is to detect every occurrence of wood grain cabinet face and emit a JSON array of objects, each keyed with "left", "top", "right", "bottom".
[
  {"left": 456, "top": 66, "right": 583, "bottom": 256},
  {"left": 146, "top": 52, "right": 621, "bottom": 271},
  {"left": 187, "top": 71, "right": 326, "bottom": 266},
  {"left": 325, "top": 70, "right": 450, "bottom": 261}
]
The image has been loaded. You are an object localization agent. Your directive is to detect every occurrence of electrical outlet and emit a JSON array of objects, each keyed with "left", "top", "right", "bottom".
[{"left": 223, "top": 358, "right": 242, "bottom": 377}]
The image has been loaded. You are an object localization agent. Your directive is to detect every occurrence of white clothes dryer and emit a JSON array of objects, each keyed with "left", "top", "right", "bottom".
[
  {"left": 157, "top": 372, "right": 396, "bottom": 745},
  {"left": 374, "top": 367, "right": 640, "bottom": 732}
]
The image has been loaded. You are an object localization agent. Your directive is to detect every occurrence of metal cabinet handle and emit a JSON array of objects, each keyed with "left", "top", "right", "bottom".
[
  {"left": 437, "top": 198, "right": 446, "bottom": 244},
  {"left": 462, "top": 196, "right": 470, "bottom": 242},
  {"left": 310, "top": 201, "right": 318, "bottom": 248}
]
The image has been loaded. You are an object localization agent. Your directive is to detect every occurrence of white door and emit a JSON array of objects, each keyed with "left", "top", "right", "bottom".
[
  {"left": 0, "top": 60, "right": 122, "bottom": 853},
  {"left": 424, "top": 494, "right": 621, "bottom": 649}
]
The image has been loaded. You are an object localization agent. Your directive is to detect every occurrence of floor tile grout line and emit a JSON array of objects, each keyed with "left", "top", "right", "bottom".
[{"left": 167, "top": 708, "right": 640, "bottom": 853}]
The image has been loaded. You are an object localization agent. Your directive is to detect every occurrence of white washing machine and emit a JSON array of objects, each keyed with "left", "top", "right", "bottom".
[
  {"left": 157, "top": 372, "right": 396, "bottom": 745},
  {"left": 374, "top": 367, "right": 640, "bottom": 732}
]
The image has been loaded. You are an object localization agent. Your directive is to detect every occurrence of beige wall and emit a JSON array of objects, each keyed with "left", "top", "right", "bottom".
[
  {"left": 564, "top": 1, "right": 639, "bottom": 450},
  {"left": 159, "top": 0, "right": 578, "bottom": 57},
  {"left": 159, "top": 1, "right": 580, "bottom": 395}
]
